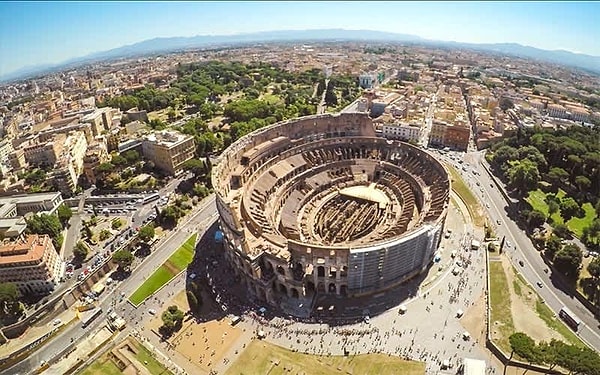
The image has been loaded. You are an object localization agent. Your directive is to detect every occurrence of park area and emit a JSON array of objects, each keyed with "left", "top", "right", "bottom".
[
  {"left": 129, "top": 233, "right": 197, "bottom": 305},
  {"left": 80, "top": 337, "right": 172, "bottom": 375},
  {"left": 224, "top": 340, "right": 425, "bottom": 375},
  {"left": 526, "top": 188, "right": 597, "bottom": 238}
]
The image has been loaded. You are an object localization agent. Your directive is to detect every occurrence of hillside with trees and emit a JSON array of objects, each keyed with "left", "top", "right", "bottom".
[{"left": 487, "top": 126, "right": 600, "bottom": 298}]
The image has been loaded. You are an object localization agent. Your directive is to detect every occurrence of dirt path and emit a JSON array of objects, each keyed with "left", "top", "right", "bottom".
[{"left": 501, "top": 256, "right": 563, "bottom": 343}]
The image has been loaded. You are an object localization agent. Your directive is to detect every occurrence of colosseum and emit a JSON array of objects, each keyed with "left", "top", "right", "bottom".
[{"left": 212, "top": 112, "right": 450, "bottom": 314}]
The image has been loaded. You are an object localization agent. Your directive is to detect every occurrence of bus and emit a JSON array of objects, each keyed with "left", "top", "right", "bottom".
[
  {"left": 142, "top": 193, "right": 160, "bottom": 204},
  {"left": 559, "top": 306, "right": 581, "bottom": 331},
  {"left": 81, "top": 307, "right": 103, "bottom": 328}
]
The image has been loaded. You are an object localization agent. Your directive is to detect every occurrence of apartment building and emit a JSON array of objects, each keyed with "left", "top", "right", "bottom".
[
  {"left": 141, "top": 130, "right": 195, "bottom": 175},
  {"left": 52, "top": 131, "right": 88, "bottom": 195},
  {"left": 0, "top": 192, "right": 64, "bottom": 216},
  {"left": 81, "top": 107, "right": 115, "bottom": 136},
  {"left": 82, "top": 141, "right": 109, "bottom": 185},
  {"left": 382, "top": 122, "right": 422, "bottom": 143},
  {"left": 0, "top": 234, "right": 64, "bottom": 295},
  {"left": 23, "top": 135, "right": 65, "bottom": 167}
]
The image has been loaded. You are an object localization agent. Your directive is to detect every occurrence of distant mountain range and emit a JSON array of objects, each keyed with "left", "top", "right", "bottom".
[{"left": 2, "top": 28, "right": 599, "bottom": 83}]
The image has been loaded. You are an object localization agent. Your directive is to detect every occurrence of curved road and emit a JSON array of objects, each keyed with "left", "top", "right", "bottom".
[
  {"left": 2, "top": 196, "right": 217, "bottom": 375},
  {"left": 441, "top": 149, "right": 600, "bottom": 351}
]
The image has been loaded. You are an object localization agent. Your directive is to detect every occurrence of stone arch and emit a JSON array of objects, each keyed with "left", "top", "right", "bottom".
[
  {"left": 276, "top": 265, "right": 286, "bottom": 276},
  {"left": 317, "top": 266, "right": 325, "bottom": 278},
  {"left": 305, "top": 281, "right": 315, "bottom": 293},
  {"left": 328, "top": 283, "right": 337, "bottom": 294},
  {"left": 279, "top": 283, "right": 288, "bottom": 296},
  {"left": 317, "top": 282, "right": 326, "bottom": 293},
  {"left": 291, "top": 288, "right": 299, "bottom": 299}
]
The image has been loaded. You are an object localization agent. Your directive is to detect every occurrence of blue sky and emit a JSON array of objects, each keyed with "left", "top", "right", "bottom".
[{"left": 1, "top": 1, "right": 599, "bottom": 77}]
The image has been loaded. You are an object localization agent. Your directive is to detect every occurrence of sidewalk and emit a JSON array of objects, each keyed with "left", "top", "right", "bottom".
[{"left": 0, "top": 308, "right": 77, "bottom": 358}]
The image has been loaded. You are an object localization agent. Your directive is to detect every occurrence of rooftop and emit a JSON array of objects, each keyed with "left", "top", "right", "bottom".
[{"left": 0, "top": 234, "right": 52, "bottom": 265}]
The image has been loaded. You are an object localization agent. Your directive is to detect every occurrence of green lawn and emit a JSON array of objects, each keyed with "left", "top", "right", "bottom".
[
  {"left": 132, "top": 340, "right": 174, "bottom": 375},
  {"left": 129, "top": 266, "right": 175, "bottom": 305},
  {"left": 80, "top": 357, "right": 124, "bottom": 375},
  {"left": 489, "top": 261, "right": 515, "bottom": 353},
  {"left": 81, "top": 339, "right": 173, "bottom": 375},
  {"left": 167, "top": 233, "right": 197, "bottom": 270},
  {"left": 129, "top": 234, "right": 197, "bottom": 306},
  {"left": 225, "top": 340, "right": 425, "bottom": 375},
  {"left": 526, "top": 189, "right": 597, "bottom": 238},
  {"left": 446, "top": 164, "right": 485, "bottom": 226}
]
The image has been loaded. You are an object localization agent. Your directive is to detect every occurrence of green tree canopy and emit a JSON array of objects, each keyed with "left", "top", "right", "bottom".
[
  {"left": 25, "top": 213, "right": 63, "bottom": 248},
  {"left": 112, "top": 249, "right": 134, "bottom": 270},
  {"left": 0, "top": 282, "right": 22, "bottom": 318},
  {"left": 138, "top": 224, "right": 155, "bottom": 243},
  {"left": 73, "top": 241, "right": 89, "bottom": 261},
  {"left": 507, "top": 159, "right": 540, "bottom": 196},
  {"left": 57, "top": 204, "right": 73, "bottom": 227},
  {"left": 559, "top": 197, "right": 580, "bottom": 221},
  {"left": 182, "top": 159, "right": 206, "bottom": 178},
  {"left": 545, "top": 235, "right": 562, "bottom": 260},
  {"left": 553, "top": 243, "right": 582, "bottom": 278},
  {"left": 508, "top": 332, "right": 537, "bottom": 361}
]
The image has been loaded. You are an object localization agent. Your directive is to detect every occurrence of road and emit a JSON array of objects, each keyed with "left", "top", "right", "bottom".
[
  {"left": 316, "top": 78, "right": 330, "bottom": 115},
  {"left": 435, "top": 148, "right": 600, "bottom": 351},
  {"left": 2, "top": 195, "right": 217, "bottom": 375}
]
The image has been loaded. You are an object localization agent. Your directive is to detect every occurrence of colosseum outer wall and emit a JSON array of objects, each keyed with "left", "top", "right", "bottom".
[{"left": 213, "top": 112, "right": 449, "bottom": 306}]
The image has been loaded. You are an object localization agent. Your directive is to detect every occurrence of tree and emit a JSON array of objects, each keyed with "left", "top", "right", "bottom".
[
  {"left": 588, "top": 257, "right": 600, "bottom": 282},
  {"left": 508, "top": 332, "right": 537, "bottom": 374},
  {"left": 560, "top": 197, "right": 580, "bottom": 221},
  {"left": 547, "top": 167, "right": 570, "bottom": 186},
  {"left": 160, "top": 305, "right": 185, "bottom": 334},
  {"left": 25, "top": 213, "right": 63, "bottom": 248},
  {"left": 553, "top": 243, "right": 582, "bottom": 278},
  {"left": 111, "top": 154, "right": 127, "bottom": 168},
  {"left": 545, "top": 235, "right": 562, "bottom": 260},
  {"left": 499, "top": 97, "right": 514, "bottom": 111},
  {"left": 112, "top": 249, "right": 134, "bottom": 270},
  {"left": 182, "top": 159, "right": 205, "bottom": 178},
  {"left": 111, "top": 218, "right": 123, "bottom": 230},
  {"left": 552, "top": 223, "right": 571, "bottom": 239},
  {"left": 57, "top": 204, "right": 73, "bottom": 227},
  {"left": 159, "top": 205, "right": 180, "bottom": 227},
  {"left": 547, "top": 200, "right": 559, "bottom": 218},
  {"left": 123, "top": 150, "right": 140, "bottom": 164},
  {"left": 187, "top": 291, "right": 198, "bottom": 311},
  {"left": 507, "top": 159, "right": 540, "bottom": 196},
  {"left": 574, "top": 174, "right": 591, "bottom": 194},
  {"left": 73, "top": 241, "right": 89, "bottom": 261},
  {"left": 0, "top": 282, "right": 22, "bottom": 317},
  {"left": 138, "top": 224, "right": 155, "bottom": 243},
  {"left": 99, "top": 229, "right": 112, "bottom": 241},
  {"left": 492, "top": 145, "right": 518, "bottom": 167},
  {"left": 97, "top": 162, "right": 115, "bottom": 174},
  {"left": 527, "top": 210, "right": 546, "bottom": 229}
]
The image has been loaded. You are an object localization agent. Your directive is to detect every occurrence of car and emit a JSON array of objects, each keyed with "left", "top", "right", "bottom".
[
  {"left": 364, "top": 315, "right": 370, "bottom": 324},
  {"left": 148, "top": 309, "right": 156, "bottom": 315},
  {"left": 496, "top": 219, "right": 502, "bottom": 225},
  {"left": 536, "top": 281, "right": 543, "bottom": 288},
  {"left": 518, "top": 260, "right": 524, "bottom": 267}
]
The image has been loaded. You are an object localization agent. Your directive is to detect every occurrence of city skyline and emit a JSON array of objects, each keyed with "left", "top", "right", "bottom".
[{"left": 1, "top": 1, "right": 599, "bottom": 77}]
